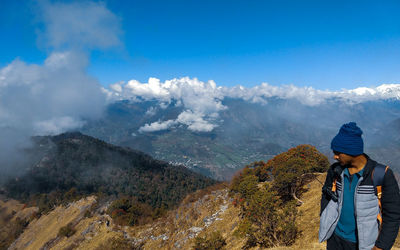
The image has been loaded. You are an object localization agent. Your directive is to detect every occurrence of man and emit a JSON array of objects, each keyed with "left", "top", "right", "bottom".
[{"left": 319, "top": 122, "right": 400, "bottom": 250}]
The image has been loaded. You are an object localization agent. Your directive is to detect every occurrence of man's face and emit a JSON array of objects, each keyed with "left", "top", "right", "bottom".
[{"left": 333, "top": 151, "right": 353, "bottom": 166}]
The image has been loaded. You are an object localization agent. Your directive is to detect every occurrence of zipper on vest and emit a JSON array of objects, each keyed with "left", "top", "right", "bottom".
[
  {"left": 322, "top": 176, "right": 344, "bottom": 241},
  {"left": 354, "top": 176, "right": 363, "bottom": 218}
]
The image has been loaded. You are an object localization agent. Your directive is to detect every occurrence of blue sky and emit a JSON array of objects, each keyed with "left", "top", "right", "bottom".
[{"left": 1, "top": 0, "right": 400, "bottom": 90}]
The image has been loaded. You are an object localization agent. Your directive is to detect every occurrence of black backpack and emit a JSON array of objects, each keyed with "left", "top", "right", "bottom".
[{"left": 372, "top": 163, "right": 389, "bottom": 226}]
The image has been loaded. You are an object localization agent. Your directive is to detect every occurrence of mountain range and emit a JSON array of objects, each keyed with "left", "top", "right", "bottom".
[{"left": 80, "top": 96, "right": 400, "bottom": 180}]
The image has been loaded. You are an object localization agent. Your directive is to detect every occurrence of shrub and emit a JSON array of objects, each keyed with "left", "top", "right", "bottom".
[
  {"left": 237, "top": 175, "right": 259, "bottom": 200},
  {"left": 229, "top": 145, "right": 328, "bottom": 248},
  {"left": 193, "top": 231, "right": 227, "bottom": 250},
  {"left": 260, "top": 144, "right": 329, "bottom": 203},
  {"left": 234, "top": 186, "right": 298, "bottom": 248},
  {"left": 273, "top": 158, "right": 309, "bottom": 202},
  {"left": 63, "top": 187, "right": 81, "bottom": 203},
  {"left": 230, "top": 167, "right": 256, "bottom": 194},
  {"left": 107, "top": 197, "right": 153, "bottom": 226},
  {"left": 58, "top": 223, "right": 76, "bottom": 238},
  {"left": 84, "top": 209, "right": 92, "bottom": 218},
  {"left": 264, "top": 144, "right": 329, "bottom": 176}
]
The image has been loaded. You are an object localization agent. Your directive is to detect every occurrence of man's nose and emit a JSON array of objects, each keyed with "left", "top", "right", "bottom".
[{"left": 333, "top": 154, "right": 339, "bottom": 160}]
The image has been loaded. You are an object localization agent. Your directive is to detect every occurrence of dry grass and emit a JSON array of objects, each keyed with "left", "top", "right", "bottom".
[
  {"left": 9, "top": 196, "right": 98, "bottom": 250},
  {"left": 0, "top": 198, "right": 39, "bottom": 249},
  {"left": 139, "top": 188, "right": 245, "bottom": 250},
  {"left": 395, "top": 235, "right": 400, "bottom": 250},
  {"left": 290, "top": 173, "right": 326, "bottom": 249},
  {"left": 3, "top": 173, "right": 400, "bottom": 250},
  {"left": 134, "top": 175, "right": 328, "bottom": 250}
]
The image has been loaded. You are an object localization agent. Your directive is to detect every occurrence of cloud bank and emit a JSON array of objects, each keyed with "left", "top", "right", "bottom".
[
  {"left": 0, "top": 1, "right": 121, "bottom": 176},
  {"left": 0, "top": 51, "right": 105, "bottom": 137},
  {"left": 0, "top": 0, "right": 122, "bottom": 136},
  {"left": 105, "top": 77, "right": 400, "bottom": 133},
  {"left": 108, "top": 77, "right": 226, "bottom": 132}
]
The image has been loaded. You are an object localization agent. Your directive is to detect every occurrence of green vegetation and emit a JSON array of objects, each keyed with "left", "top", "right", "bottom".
[
  {"left": 193, "top": 231, "right": 227, "bottom": 250},
  {"left": 84, "top": 209, "right": 92, "bottom": 218},
  {"left": 107, "top": 197, "right": 154, "bottom": 226},
  {"left": 230, "top": 144, "right": 329, "bottom": 248},
  {"left": 233, "top": 185, "right": 298, "bottom": 248},
  {"left": 4, "top": 132, "right": 216, "bottom": 219},
  {"left": 30, "top": 187, "right": 83, "bottom": 214}
]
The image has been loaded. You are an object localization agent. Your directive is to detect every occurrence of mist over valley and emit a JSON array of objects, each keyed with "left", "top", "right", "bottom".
[{"left": 80, "top": 92, "right": 400, "bottom": 180}]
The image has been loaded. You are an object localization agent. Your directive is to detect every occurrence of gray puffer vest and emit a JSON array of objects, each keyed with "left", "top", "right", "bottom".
[{"left": 319, "top": 166, "right": 379, "bottom": 250}]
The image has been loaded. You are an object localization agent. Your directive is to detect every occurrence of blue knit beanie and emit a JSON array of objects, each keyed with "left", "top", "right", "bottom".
[{"left": 331, "top": 122, "right": 364, "bottom": 156}]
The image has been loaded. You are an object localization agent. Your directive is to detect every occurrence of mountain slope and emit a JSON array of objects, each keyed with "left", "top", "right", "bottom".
[
  {"left": 5, "top": 175, "right": 400, "bottom": 249},
  {"left": 4, "top": 132, "right": 216, "bottom": 211}
]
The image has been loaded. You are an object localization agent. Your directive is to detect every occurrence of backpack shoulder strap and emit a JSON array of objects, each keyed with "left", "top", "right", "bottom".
[
  {"left": 372, "top": 163, "right": 388, "bottom": 189},
  {"left": 372, "top": 163, "right": 389, "bottom": 227}
]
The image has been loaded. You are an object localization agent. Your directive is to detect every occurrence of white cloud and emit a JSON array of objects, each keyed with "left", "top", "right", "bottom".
[
  {"left": 107, "top": 77, "right": 400, "bottom": 133},
  {"left": 336, "top": 84, "right": 400, "bottom": 103},
  {"left": 0, "top": 0, "right": 123, "bottom": 138},
  {"left": 112, "top": 77, "right": 226, "bottom": 133},
  {"left": 222, "top": 82, "right": 400, "bottom": 106},
  {"left": 107, "top": 77, "right": 400, "bottom": 111},
  {"left": 138, "top": 110, "right": 218, "bottom": 133},
  {"left": 109, "top": 77, "right": 226, "bottom": 112},
  {"left": 0, "top": 0, "right": 122, "bottom": 174},
  {"left": 221, "top": 83, "right": 333, "bottom": 106},
  {"left": 0, "top": 0, "right": 122, "bottom": 138},
  {"left": 34, "top": 116, "right": 86, "bottom": 135},
  {"left": 109, "top": 81, "right": 124, "bottom": 93},
  {"left": 138, "top": 119, "right": 176, "bottom": 133},
  {"left": 38, "top": 1, "right": 122, "bottom": 50},
  {"left": 125, "top": 78, "right": 171, "bottom": 101},
  {"left": 0, "top": 51, "right": 106, "bottom": 136},
  {"left": 145, "top": 106, "right": 157, "bottom": 116},
  {"left": 177, "top": 110, "right": 218, "bottom": 132},
  {"left": 0, "top": 51, "right": 107, "bottom": 175}
]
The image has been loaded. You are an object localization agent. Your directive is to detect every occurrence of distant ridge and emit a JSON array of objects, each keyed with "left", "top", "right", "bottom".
[{"left": 81, "top": 97, "right": 400, "bottom": 180}]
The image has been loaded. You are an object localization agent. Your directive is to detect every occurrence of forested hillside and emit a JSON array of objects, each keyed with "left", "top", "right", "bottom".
[{"left": 3, "top": 132, "right": 216, "bottom": 215}]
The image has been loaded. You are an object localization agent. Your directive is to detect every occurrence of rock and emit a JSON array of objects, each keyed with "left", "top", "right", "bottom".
[
  {"left": 149, "top": 234, "right": 169, "bottom": 241},
  {"left": 189, "top": 227, "right": 203, "bottom": 233}
]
